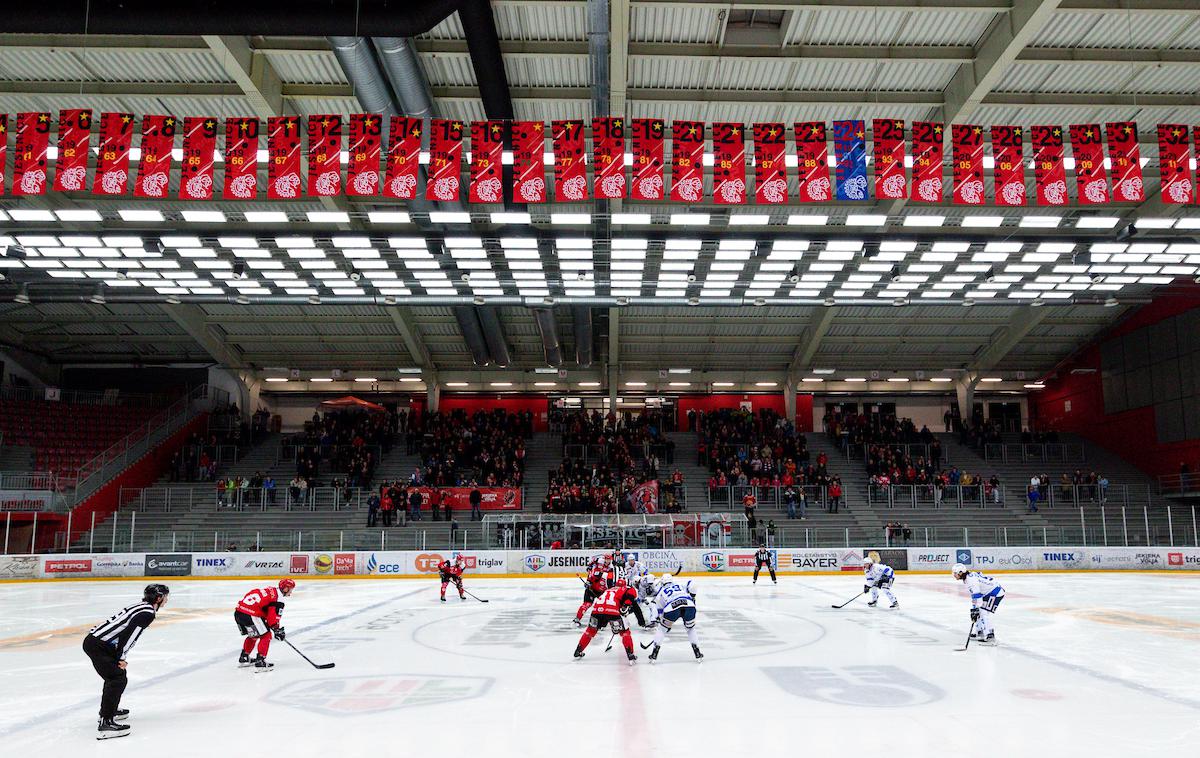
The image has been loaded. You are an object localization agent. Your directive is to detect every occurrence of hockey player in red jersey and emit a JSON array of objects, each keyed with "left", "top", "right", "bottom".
[
  {"left": 573, "top": 566, "right": 610, "bottom": 626},
  {"left": 234, "top": 578, "right": 294, "bottom": 670},
  {"left": 573, "top": 579, "right": 648, "bottom": 665},
  {"left": 439, "top": 555, "right": 466, "bottom": 602}
]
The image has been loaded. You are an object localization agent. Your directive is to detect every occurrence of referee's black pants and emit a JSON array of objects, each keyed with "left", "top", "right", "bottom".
[{"left": 83, "top": 635, "right": 127, "bottom": 719}]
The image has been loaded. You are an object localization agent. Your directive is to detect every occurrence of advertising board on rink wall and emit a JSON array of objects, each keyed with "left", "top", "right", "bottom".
[{"left": 3, "top": 547, "right": 1199, "bottom": 579}]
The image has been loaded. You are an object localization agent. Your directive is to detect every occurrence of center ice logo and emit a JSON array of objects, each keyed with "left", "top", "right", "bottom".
[
  {"left": 266, "top": 674, "right": 493, "bottom": 716},
  {"left": 763, "top": 665, "right": 944, "bottom": 707}
]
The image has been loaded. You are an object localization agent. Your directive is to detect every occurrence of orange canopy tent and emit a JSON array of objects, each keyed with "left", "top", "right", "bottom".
[{"left": 318, "top": 396, "right": 387, "bottom": 413}]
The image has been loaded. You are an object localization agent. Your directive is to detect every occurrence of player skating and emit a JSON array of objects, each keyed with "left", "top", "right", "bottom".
[
  {"left": 235, "top": 578, "right": 294, "bottom": 671},
  {"left": 439, "top": 554, "right": 467, "bottom": 602},
  {"left": 862, "top": 554, "right": 898, "bottom": 608},
  {"left": 573, "top": 578, "right": 647, "bottom": 664},
  {"left": 573, "top": 564, "right": 609, "bottom": 626},
  {"left": 752, "top": 545, "right": 777, "bottom": 584},
  {"left": 84, "top": 583, "right": 170, "bottom": 740},
  {"left": 952, "top": 563, "right": 1004, "bottom": 644},
  {"left": 646, "top": 574, "right": 703, "bottom": 662}
]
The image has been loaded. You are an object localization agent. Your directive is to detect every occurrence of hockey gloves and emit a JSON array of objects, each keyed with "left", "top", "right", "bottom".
[
  {"left": 273, "top": 626, "right": 286, "bottom": 641},
  {"left": 863, "top": 585, "right": 871, "bottom": 594},
  {"left": 969, "top": 608, "right": 980, "bottom": 621}
]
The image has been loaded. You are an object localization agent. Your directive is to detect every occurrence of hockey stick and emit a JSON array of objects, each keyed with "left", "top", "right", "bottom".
[
  {"left": 282, "top": 637, "right": 335, "bottom": 670},
  {"left": 956, "top": 621, "right": 976, "bottom": 652},
  {"left": 830, "top": 591, "right": 866, "bottom": 609},
  {"left": 462, "top": 589, "right": 489, "bottom": 604},
  {"left": 603, "top": 630, "right": 618, "bottom": 652}
]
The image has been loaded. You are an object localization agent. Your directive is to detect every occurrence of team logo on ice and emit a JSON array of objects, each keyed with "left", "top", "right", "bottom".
[
  {"left": 763, "top": 665, "right": 944, "bottom": 706},
  {"left": 266, "top": 674, "right": 493, "bottom": 716}
]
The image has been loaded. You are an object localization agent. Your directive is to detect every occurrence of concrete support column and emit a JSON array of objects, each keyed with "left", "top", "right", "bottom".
[
  {"left": 784, "top": 381, "right": 797, "bottom": 425},
  {"left": 607, "top": 364, "right": 618, "bottom": 416},
  {"left": 955, "top": 375, "right": 977, "bottom": 425},
  {"left": 426, "top": 377, "right": 441, "bottom": 414}
]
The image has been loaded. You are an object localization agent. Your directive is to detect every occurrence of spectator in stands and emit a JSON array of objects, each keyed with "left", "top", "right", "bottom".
[
  {"left": 1098, "top": 474, "right": 1109, "bottom": 504},
  {"left": 382, "top": 490, "right": 396, "bottom": 527},
  {"left": 450, "top": 517, "right": 460, "bottom": 546},
  {"left": 742, "top": 490, "right": 757, "bottom": 522},
  {"left": 988, "top": 474, "right": 1002, "bottom": 505},
  {"left": 216, "top": 478, "right": 228, "bottom": 507},
  {"left": 408, "top": 488, "right": 423, "bottom": 522},
  {"left": 430, "top": 488, "right": 442, "bottom": 522},
  {"left": 902, "top": 523, "right": 912, "bottom": 544},
  {"left": 249, "top": 472, "right": 264, "bottom": 505},
  {"left": 263, "top": 475, "right": 276, "bottom": 505},
  {"left": 828, "top": 478, "right": 842, "bottom": 513},
  {"left": 1027, "top": 484, "right": 1040, "bottom": 513},
  {"left": 469, "top": 487, "right": 482, "bottom": 522},
  {"left": 367, "top": 491, "right": 380, "bottom": 528}
]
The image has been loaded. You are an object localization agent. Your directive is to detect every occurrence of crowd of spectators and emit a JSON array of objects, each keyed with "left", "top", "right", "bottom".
[
  {"left": 1025, "top": 470, "right": 1111, "bottom": 511},
  {"left": 406, "top": 409, "right": 527, "bottom": 488},
  {"left": 169, "top": 402, "right": 261, "bottom": 483},
  {"left": 700, "top": 408, "right": 820, "bottom": 487},
  {"left": 284, "top": 408, "right": 396, "bottom": 490}
]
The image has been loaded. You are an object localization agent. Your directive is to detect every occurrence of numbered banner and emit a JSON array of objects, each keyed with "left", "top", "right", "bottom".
[
  {"left": 53, "top": 108, "right": 91, "bottom": 192},
  {"left": 383, "top": 116, "right": 421, "bottom": 199},
  {"left": 1032, "top": 125, "right": 1068, "bottom": 206},
  {"left": 951, "top": 124, "right": 985, "bottom": 205},
  {"left": 266, "top": 116, "right": 303, "bottom": 199},
  {"left": 592, "top": 116, "right": 626, "bottom": 199},
  {"left": 1069, "top": 123, "right": 1109, "bottom": 205},
  {"left": 135, "top": 115, "right": 175, "bottom": 198},
  {"left": 346, "top": 113, "right": 383, "bottom": 197},
  {"left": 712, "top": 122, "right": 747, "bottom": 204},
  {"left": 469, "top": 120, "right": 505, "bottom": 203},
  {"left": 223, "top": 117, "right": 259, "bottom": 200},
  {"left": 990, "top": 125, "right": 1026, "bottom": 207},
  {"left": 13, "top": 112, "right": 52, "bottom": 196},
  {"left": 872, "top": 118, "right": 906, "bottom": 200},
  {"left": 512, "top": 120, "right": 546, "bottom": 203},
  {"left": 307, "top": 114, "right": 342, "bottom": 197},
  {"left": 179, "top": 117, "right": 218, "bottom": 200},
  {"left": 670, "top": 120, "right": 705, "bottom": 203},
  {"left": 1106, "top": 122, "right": 1144, "bottom": 203},
  {"left": 93, "top": 112, "right": 134, "bottom": 196},
  {"left": 631, "top": 118, "right": 665, "bottom": 201},
  {"left": 794, "top": 121, "right": 831, "bottom": 202},
  {"left": 426, "top": 119, "right": 463, "bottom": 202},
  {"left": 753, "top": 122, "right": 787, "bottom": 204},
  {"left": 833, "top": 119, "right": 868, "bottom": 201},
  {"left": 910, "top": 121, "right": 944, "bottom": 203},
  {"left": 1157, "top": 124, "right": 1193, "bottom": 204},
  {"left": 552, "top": 119, "right": 588, "bottom": 201}
]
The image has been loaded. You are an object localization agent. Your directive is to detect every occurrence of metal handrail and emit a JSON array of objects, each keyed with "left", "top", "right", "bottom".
[{"left": 0, "top": 385, "right": 172, "bottom": 407}]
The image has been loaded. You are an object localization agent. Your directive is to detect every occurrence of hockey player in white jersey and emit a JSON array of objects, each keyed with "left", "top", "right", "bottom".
[
  {"left": 646, "top": 574, "right": 703, "bottom": 662},
  {"left": 619, "top": 552, "right": 648, "bottom": 588},
  {"left": 862, "top": 554, "right": 898, "bottom": 608},
  {"left": 952, "top": 563, "right": 1004, "bottom": 644}
]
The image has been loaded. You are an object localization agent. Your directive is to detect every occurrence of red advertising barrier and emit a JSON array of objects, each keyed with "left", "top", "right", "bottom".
[{"left": 403, "top": 487, "right": 522, "bottom": 511}]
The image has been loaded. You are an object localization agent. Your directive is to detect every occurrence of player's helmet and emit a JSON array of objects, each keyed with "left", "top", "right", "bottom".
[
  {"left": 142, "top": 584, "right": 170, "bottom": 604},
  {"left": 278, "top": 578, "right": 296, "bottom": 595},
  {"left": 615, "top": 578, "right": 627, "bottom": 587},
  {"left": 951, "top": 563, "right": 968, "bottom": 579},
  {"left": 660, "top": 573, "right": 673, "bottom": 582},
  {"left": 862, "top": 556, "right": 875, "bottom": 567}
]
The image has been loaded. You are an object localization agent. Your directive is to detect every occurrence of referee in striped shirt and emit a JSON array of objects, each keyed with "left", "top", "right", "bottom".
[{"left": 83, "top": 584, "right": 169, "bottom": 739}]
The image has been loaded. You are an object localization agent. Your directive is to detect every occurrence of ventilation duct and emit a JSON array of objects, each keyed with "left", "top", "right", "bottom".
[
  {"left": 454, "top": 306, "right": 491, "bottom": 367},
  {"left": 478, "top": 306, "right": 511, "bottom": 368},
  {"left": 532, "top": 308, "right": 563, "bottom": 368},
  {"left": 572, "top": 306, "right": 593, "bottom": 368}
]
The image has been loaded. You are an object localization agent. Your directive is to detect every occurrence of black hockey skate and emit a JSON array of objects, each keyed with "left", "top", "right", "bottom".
[
  {"left": 889, "top": 601, "right": 899, "bottom": 609},
  {"left": 572, "top": 617, "right": 582, "bottom": 627},
  {"left": 648, "top": 644, "right": 661, "bottom": 662},
  {"left": 253, "top": 655, "right": 274, "bottom": 672},
  {"left": 867, "top": 599, "right": 878, "bottom": 607},
  {"left": 440, "top": 596, "right": 446, "bottom": 602},
  {"left": 96, "top": 717, "right": 130, "bottom": 740},
  {"left": 573, "top": 647, "right": 585, "bottom": 659},
  {"left": 97, "top": 709, "right": 130, "bottom": 726},
  {"left": 238, "top": 651, "right": 252, "bottom": 667},
  {"left": 692, "top": 644, "right": 704, "bottom": 662},
  {"left": 626, "top": 650, "right": 637, "bottom": 666},
  {"left": 983, "top": 632, "right": 997, "bottom": 645}
]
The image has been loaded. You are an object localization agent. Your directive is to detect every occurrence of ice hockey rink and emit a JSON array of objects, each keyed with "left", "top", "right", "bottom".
[{"left": 1, "top": 574, "right": 1197, "bottom": 756}]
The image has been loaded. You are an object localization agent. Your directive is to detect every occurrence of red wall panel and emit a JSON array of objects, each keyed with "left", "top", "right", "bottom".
[
  {"left": 675, "top": 394, "right": 812, "bottom": 432},
  {"left": 437, "top": 395, "right": 550, "bottom": 431}
]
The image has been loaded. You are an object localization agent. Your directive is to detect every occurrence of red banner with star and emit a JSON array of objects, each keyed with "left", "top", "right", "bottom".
[
  {"left": 135, "top": 115, "right": 175, "bottom": 198},
  {"left": 13, "top": 112, "right": 52, "bottom": 196},
  {"left": 910, "top": 121, "right": 944, "bottom": 203},
  {"left": 872, "top": 118, "right": 906, "bottom": 200},
  {"left": 469, "top": 120, "right": 505, "bottom": 203},
  {"left": 712, "top": 122, "right": 747, "bottom": 204},
  {"left": 1157, "top": 124, "right": 1193, "bottom": 204},
  {"left": 93, "top": 112, "right": 134, "bottom": 196},
  {"left": 308, "top": 114, "right": 342, "bottom": 197},
  {"left": 794, "top": 121, "right": 831, "bottom": 203},
  {"left": 592, "top": 117, "right": 626, "bottom": 199},
  {"left": 951, "top": 124, "right": 986, "bottom": 205},
  {"left": 1106, "top": 122, "right": 1144, "bottom": 203},
  {"left": 512, "top": 121, "right": 546, "bottom": 203},
  {"left": 990, "top": 125, "right": 1026, "bottom": 207},
  {"left": 426, "top": 119, "right": 463, "bottom": 202},
  {"left": 670, "top": 120, "right": 705, "bottom": 203},
  {"left": 266, "top": 116, "right": 303, "bottom": 199},
  {"left": 631, "top": 118, "right": 665, "bottom": 201},
  {"left": 346, "top": 113, "right": 382, "bottom": 197},
  {"left": 179, "top": 117, "right": 217, "bottom": 200},
  {"left": 384, "top": 116, "right": 421, "bottom": 199},
  {"left": 1069, "top": 123, "right": 1108, "bottom": 205},
  {"left": 53, "top": 108, "right": 91, "bottom": 192},
  {"left": 552, "top": 119, "right": 587, "bottom": 202},
  {"left": 0, "top": 116, "right": 7, "bottom": 194},
  {"left": 1032, "top": 125, "right": 1068, "bottom": 206},
  {"left": 752, "top": 122, "right": 787, "bottom": 204},
  {"left": 223, "top": 117, "right": 259, "bottom": 200}
]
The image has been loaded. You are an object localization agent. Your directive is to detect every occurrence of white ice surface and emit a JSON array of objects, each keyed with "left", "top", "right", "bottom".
[{"left": 1, "top": 574, "right": 1198, "bottom": 756}]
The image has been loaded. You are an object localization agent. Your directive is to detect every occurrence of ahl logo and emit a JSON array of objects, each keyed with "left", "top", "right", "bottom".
[
  {"left": 956, "top": 549, "right": 972, "bottom": 566},
  {"left": 702, "top": 552, "right": 725, "bottom": 572},
  {"left": 524, "top": 554, "right": 546, "bottom": 572},
  {"left": 267, "top": 674, "right": 493, "bottom": 716}
]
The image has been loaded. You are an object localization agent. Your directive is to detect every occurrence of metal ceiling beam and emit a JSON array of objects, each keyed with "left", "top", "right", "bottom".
[
  {"left": 0, "top": 80, "right": 348, "bottom": 98},
  {"left": 788, "top": 306, "right": 837, "bottom": 380},
  {"left": 202, "top": 35, "right": 286, "bottom": 119},
  {"left": 159, "top": 304, "right": 248, "bottom": 369},
  {"left": 387, "top": 307, "right": 434, "bottom": 369},
  {"left": 971, "top": 305, "right": 1051, "bottom": 372},
  {"left": 625, "top": 1, "right": 1012, "bottom": 9}
]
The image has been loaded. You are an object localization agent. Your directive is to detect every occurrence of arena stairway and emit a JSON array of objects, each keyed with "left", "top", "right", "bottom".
[{"left": 522, "top": 432, "right": 562, "bottom": 507}]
